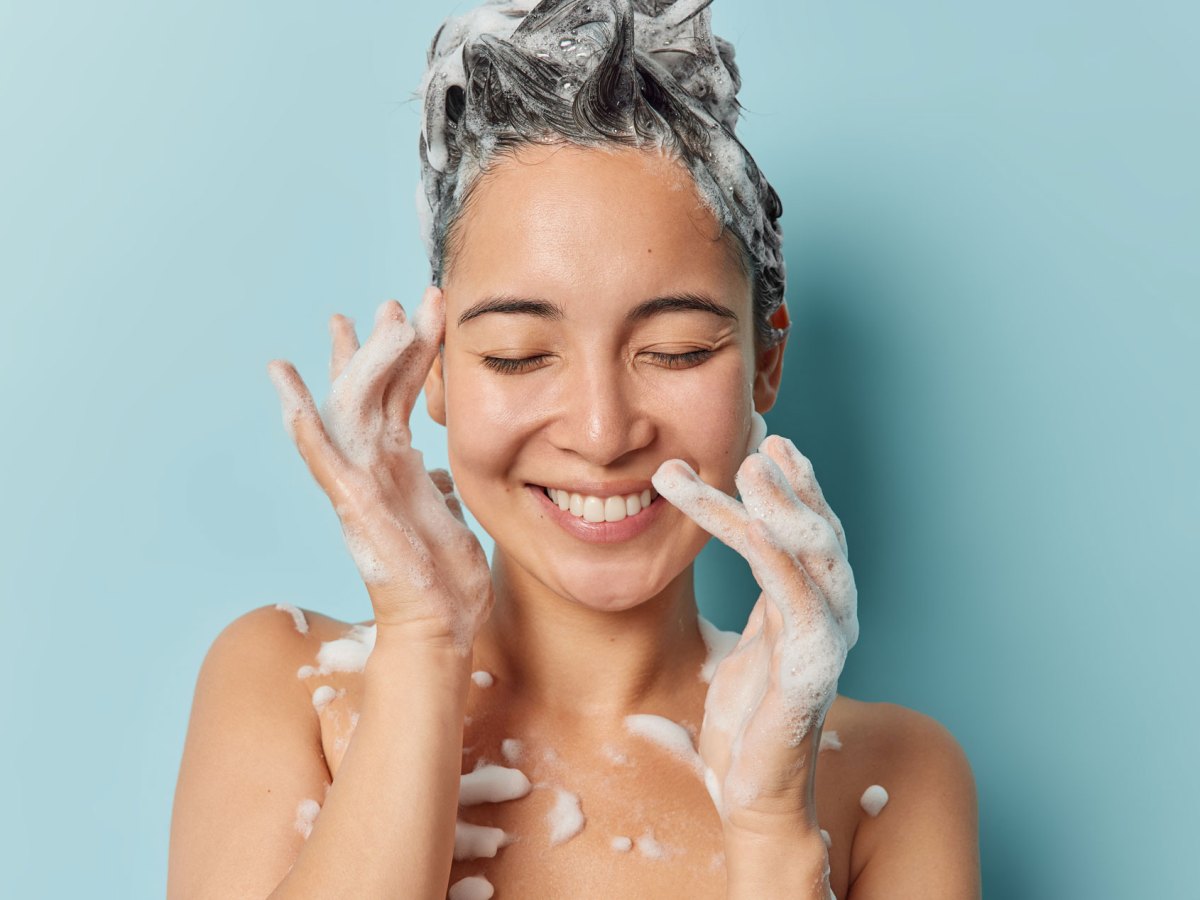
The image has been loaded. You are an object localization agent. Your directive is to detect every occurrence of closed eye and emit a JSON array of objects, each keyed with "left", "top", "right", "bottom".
[{"left": 481, "top": 349, "right": 716, "bottom": 374}]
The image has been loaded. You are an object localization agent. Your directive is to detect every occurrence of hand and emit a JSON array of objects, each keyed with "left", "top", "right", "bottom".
[
  {"left": 266, "top": 287, "right": 494, "bottom": 654},
  {"left": 651, "top": 435, "right": 858, "bottom": 827}
]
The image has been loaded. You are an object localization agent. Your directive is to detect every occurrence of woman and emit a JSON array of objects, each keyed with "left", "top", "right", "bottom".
[{"left": 168, "top": 1, "right": 980, "bottom": 897}]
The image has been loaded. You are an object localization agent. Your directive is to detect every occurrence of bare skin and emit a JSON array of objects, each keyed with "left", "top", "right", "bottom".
[{"left": 168, "top": 143, "right": 980, "bottom": 899}]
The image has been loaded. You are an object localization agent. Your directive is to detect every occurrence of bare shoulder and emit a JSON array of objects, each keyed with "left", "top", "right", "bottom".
[
  {"left": 168, "top": 603, "right": 356, "bottom": 899},
  {"left": 829, "top": 696, "right": 981, "bottom": 899}
]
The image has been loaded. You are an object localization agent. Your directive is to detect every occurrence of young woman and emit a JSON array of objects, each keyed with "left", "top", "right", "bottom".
[{"left": 168, "top": 2, "right": 980, "bottom": 897}]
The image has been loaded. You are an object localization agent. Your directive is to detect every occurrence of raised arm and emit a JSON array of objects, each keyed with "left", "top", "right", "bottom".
[{"left": 169, "top": 287, "right": 495, "bottom": 898}]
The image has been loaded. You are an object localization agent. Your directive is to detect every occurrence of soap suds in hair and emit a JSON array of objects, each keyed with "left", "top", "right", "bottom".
[
  {"left": 293, "top": 797, "right": 321, "bottom": 839},
  {"left": 274, "top": 602, "right": 309, "bottom": 634},
  {"left": 416, "top": 0, "right": 790, "bottom": 352},
  {"left": 449, "top": 874, "right": 495, "bottom": 900},
  {"left": 547, "top": 787, "right": 585, "bottom": 845},
  {"left": 460, "top": 764, "right": 533, "bottom": 805},
  {"left": 860, "top": 784, "right": 889, "bottom": 817}
]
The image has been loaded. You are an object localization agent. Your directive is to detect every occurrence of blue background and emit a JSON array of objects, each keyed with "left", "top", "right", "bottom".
[{"left": 1, "top": 1, "right": 1195, "bottom": 897}]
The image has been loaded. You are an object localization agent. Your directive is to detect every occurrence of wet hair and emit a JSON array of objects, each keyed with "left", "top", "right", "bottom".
[{"left": 416, "top": 0, "right": 788, "bottom": 350}]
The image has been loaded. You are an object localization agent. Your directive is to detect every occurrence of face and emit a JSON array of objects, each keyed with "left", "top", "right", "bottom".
[{"left": 425, "top": 143, "right": 786, "bottom": 611}]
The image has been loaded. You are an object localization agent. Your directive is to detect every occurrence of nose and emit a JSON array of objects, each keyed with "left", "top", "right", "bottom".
[{"left": 552, "top": 361, "right": 654, "bottom": 467}]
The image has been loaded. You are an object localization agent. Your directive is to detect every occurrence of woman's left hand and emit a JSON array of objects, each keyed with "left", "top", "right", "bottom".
[{"left": 651, "top": 435, "right": 859, "bottom": 832}]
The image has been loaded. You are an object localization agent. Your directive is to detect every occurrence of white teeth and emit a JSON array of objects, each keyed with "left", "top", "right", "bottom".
[{"left": 545, "top": 486, "right": 658, "bottom": 523}]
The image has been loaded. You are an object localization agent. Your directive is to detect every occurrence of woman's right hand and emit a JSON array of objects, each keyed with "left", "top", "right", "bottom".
[{"left": 266, "top": 286, "right": 493, "bottom": 654}]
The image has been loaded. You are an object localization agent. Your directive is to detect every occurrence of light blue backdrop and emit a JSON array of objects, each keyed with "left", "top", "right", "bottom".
[{"left": 1, "top": 1, "right": 1195, "bottom": 897}]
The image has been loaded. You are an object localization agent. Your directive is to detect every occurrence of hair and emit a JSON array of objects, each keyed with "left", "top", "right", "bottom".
[{"left": 416, "top": 0, "right": 788, "bottom": 350}]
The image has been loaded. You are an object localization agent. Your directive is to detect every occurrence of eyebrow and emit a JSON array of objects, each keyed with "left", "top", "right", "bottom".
[{"left": 456, "top": 292, "right": 737, "bottom": 326}]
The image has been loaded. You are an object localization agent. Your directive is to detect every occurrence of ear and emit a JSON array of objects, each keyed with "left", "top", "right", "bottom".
[
  {"left": 752, "top": 301, "right": 790, "bottom": 414},
  {"left": 424, "top": 347, "right": 447, "bottom": 426}
]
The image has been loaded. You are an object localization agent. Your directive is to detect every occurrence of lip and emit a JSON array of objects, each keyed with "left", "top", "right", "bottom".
[{"left": 526, "top": 483, "right": 666, "bottom": 544}]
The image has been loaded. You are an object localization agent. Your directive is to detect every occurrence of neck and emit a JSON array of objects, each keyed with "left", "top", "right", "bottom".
[{"left": 473, "top": 548, "right": 708, "bottom": 722}]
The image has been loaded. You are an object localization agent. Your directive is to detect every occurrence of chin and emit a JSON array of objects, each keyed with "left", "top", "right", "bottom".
[{"left": 543, "top": 554, "right": 687, "bottom": 612}]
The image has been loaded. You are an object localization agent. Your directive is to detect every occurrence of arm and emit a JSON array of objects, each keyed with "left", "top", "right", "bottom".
[
  {"left": 270, "top": 627, "right": 471, "bottom": 898},
  {"left": 847, "top": 707, "right": 981, "bottom": 900},
  {"left": 167, "top": 608, "right": 470, "bottom": 900}
]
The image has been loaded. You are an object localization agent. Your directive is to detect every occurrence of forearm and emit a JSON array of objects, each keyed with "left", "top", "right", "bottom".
[
  {"left": 269, "top": 632, "right": 470, "bottom": 899},
  {"left": 723, "top": 822, "right": 832, "bottom": 900}
]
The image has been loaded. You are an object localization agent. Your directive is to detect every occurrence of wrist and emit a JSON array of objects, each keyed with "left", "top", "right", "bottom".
[
  {"left": 723, "top": 818, "right": 829, "bottom": 900},
  {"left": 366, "top": 623, "right": 474, "bottom": 686}
]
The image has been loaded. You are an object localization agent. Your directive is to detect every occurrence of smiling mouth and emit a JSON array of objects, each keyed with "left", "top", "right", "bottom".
[{"left": 534, "top": 484, "right": 659, "bottom": 523}]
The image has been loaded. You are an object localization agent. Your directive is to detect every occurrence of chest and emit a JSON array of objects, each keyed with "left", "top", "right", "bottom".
[{"left": 314, "top": 676, "right": 855, "bottom": 899}]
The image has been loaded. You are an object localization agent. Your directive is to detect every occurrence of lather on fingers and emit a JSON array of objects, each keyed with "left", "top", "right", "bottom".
[
  {"left": 759, "top": 434, "right": 849, "bottom": 558},
  {"left": 651, "top": 458, "right": 753, "bottom": 559}
]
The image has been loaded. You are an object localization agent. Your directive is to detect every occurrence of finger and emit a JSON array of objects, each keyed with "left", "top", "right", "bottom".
[
  {"left": 651, "top": 459, "right": 752, "bottom": 558},
  {"left": 327, "top": 300, "right": 418, "bottom": 438},
  {"left": 743, "top": 518, "right": 824, "bottom": 641},
  {"left": 328, "top": 313, "right": 359, "bottom": 383},
  {"left": 267, "top": 360, "right": 352, "bottom": 505},
  {"left": 427, "top": 467, "right": 468, "bottom": 525},
  {"left": 759, "top": 435, "right": 848, "bottom": 558},
  {"left": 737, "top": 452, "right": 859, "bottom": 650},
  {"left": 383, "top": 285, "right": 445, "bottom": 434},
  {"left": 428, "top": 467, "right": 454, "bottom": 495}
]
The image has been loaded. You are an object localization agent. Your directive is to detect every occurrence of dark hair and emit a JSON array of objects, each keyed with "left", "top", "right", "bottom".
[{"left": 417, "top": 0, "right": 788, "bottom": 350}]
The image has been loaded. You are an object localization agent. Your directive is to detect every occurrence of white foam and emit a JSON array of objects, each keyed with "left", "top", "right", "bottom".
[
  {"left": 310, "top": 685, "right": 343, "bottom": 712},
  {"left": 601, "top": 743, "right": 631, "bottom": 766},
  {"left": 860, "top": 784, "right": 889, "bottom": 817},
  {"left": 611, "top": 835, "right": 633, "bottom": 852},
  {"left": 819, "top": 730, "right": 842, "bottom": 752},
  {"left": 459, "top": 764, "right": 532, "bottom": 806},
  {"left": 634, "top": 828, "right": 680, "bottom": 860},
  {"left": 414, "top": 1, "right": 784, "bottom": 298},
  {"left": 448, "top": 874, "right": 495, "bottom": 900},
  {"left": 652, "top": 439, "right": 861, "bottom": 816},
  {"left": 274, "top": 602, "right": 309, "bottom": 634},
  {"left": 697, "top": 616, "right": 740, "bottom": 683},
  {"left": 624, "top": 714, "right": 703, "bottom": 777},
  {"left": 454, "top": 820, "right": 511, "bottom": 860},
  {"left": 293, "top": 798, "right": 321, "bottom": 839},
  {"left": 501, "top": 738, "right": 523, "bottom": 764},
  {"left": 310, "top": 623, "right": 376, "bottom": 674},
  {"left": 547, "top": 788, "right": 585, "bottom": 846},
  {"left": 296, "top": 665, "right": 317, "bottom": 679},
  {"left": 471, "top": 670, "right": 494, "bottom": 688},
  {"left": 820, "top": 828, "right": 832, "bottom": 848}
]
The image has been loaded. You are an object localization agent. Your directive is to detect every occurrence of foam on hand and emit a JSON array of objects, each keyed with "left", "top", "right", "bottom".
[{"left": 697, "top": 615, "right": 740, "bottom": 683}]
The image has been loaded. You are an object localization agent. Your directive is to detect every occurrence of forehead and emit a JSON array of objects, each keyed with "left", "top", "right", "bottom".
[{"left": 444, "top": 143, "right": 749, "bottom": 310}]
